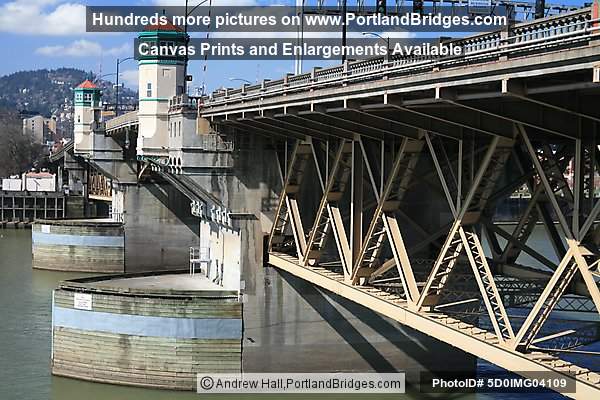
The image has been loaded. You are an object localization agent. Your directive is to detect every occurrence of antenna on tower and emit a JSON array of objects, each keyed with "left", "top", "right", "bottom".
[{"left": 98, "top": 49, "right": 103, "bottom": 83}]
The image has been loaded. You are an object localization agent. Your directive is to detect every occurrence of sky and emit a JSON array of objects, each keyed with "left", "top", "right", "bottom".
[
  {"left": 0, "top": 0, "right": 339, "bottom": 93},
  {"left": 0, "top": 0, "right": 590, "bottom": 94}
]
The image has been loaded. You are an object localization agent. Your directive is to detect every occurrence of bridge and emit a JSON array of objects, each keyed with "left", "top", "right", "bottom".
[{"left": 195, "top": 7, "right": 600, "bottom": 398}]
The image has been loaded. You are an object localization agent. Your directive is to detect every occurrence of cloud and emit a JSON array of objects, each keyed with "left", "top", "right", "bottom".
[
  {"left": 0, "top": 0, "right": 86, "bottom": 35},
  {"left": 35, "top": 40, "right": 130, "bottom": 57},
  {"left": 119, "top": 69, "right": 139, "bottom": 89}
]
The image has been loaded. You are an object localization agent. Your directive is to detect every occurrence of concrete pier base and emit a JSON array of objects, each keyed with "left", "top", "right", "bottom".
[
  {"left": 51, "top": 272, "right": 242, "bottom": 391},
  {"left": 32, "top": 219, "right": 124, "bottom": 273}
]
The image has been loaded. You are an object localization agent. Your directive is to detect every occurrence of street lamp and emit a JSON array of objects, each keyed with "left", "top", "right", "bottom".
[
  {"left": 229, "top": 77, "right": 252, "bottom": 85},
  {"left": 115, "top": 57, "right": 134, "bottom": 116},
  {"left": 184, "top": 0, "right": 212, "bottom": 94},
  {"left": 93, "top": 72, "right": 118, "bottom": 82},
  {"left": 362, "top": 32, "right": 391, "bottom": 61}
]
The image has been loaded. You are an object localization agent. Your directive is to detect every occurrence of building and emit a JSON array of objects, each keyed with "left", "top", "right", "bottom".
[
  {"left": 23, "top": 114, "right": 57, "bottom": 145},
  {"left": 136, "top": 22, "right": 187, "bottom": 157},
  {"left": 73, "top": 80, "right": 102, "bottom": 155}
]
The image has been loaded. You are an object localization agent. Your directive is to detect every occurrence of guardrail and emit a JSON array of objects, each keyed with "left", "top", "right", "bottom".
[
  {"left": 169, "top": 94, "right": 203, "bottom": 110},
  {"left": 105, "top": 110, "right": 139, "bottom": 132},
  {"left": 201, "top": 8, "right": 595, "bottom": 109},
  {"left": 196, "top": 134, "right": 235, "bottom": 152}
]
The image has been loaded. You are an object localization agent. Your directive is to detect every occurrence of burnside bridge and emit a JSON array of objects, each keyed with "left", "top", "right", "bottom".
[{"left": 62, "top": 4, "right": 600, "bottom": 398}]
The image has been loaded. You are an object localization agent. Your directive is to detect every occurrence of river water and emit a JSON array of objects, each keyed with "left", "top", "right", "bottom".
[{"left": 0, "top": 229, "right": 566, "bottom": 400}]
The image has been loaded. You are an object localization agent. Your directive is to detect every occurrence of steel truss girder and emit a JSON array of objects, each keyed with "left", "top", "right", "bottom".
[
  {"left": 509, "top": 144, "right": 570, "bottom": 262},
  {"left": 513, "top": 125, "right": 600, "bottom": 351},
  {"left": 418, "top": 134, "right": 516, "bottom": 343},
  {"left": 500, "top": 159, "right": 570, "bottom": 264},
  {"left": 460, "top": 227, "right": 515, "bottom": 342},
  {"left": 268, "top": 140, "right": 312, "bottom": 258},
  {"left": 351, "top": 138, "right": 423, "bottom": 303},
  {"left": 484, "top": 219, "right": 557, "bottom": 270},
  {"left": 303, "top": 140, "right": 353, "bottom": 277},
  {"left": 269, "top": 253, "right": 600, "bottom": 399}
]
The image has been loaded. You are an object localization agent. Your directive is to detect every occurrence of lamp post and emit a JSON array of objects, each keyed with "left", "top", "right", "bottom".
[
  {"left": 362, "top": 32, "right": 391, "bottom": 62},
  {"left": 94, "top": 72, "right": 117, "bottom": 80},
  {"left": 184, "top": 0, "right": 211, "bottom": 95},
  {"left": 229, "top": 77, "right": 252, "bottom": 85},
  {"left": 115, "top": 57, "right": 134, "bottom": 116},
  {"left": 93, "top": 73, "right": 117, "bottom": 112}
]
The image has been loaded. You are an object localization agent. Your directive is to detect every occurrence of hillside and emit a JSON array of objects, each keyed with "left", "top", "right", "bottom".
[{"left": 0, "top": 68, "right": 137, "bottom": 117}]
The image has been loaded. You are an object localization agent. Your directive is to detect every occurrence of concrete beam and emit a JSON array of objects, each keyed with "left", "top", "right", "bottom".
[
  {"left": 274, "top": 113, "right": 356, "bottom": 140},
  {"left": 297, "top": 111, "right": 387, "bottom": 140},
  {"left": 389, "top": 100, "right": 516, "bottom": 139},
  {"left": 252, "top": 116, "right": 332, "bottom": 142},
  {"left": 326, "top": 107, "right": 426, "bottom": 140},
  {"left": 501, "top": 78, "right": 600, "bottom": 124},
  {"left": 435, "top": 87, "right": 580, "bottom": 139},
  {"left": 226, "top": 118, "right": 307, "bottom": 141},
  {"left": 360, "top": 104, "right": 465, "bottom": 139}
]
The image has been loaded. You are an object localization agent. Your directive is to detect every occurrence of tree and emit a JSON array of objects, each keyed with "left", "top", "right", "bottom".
[{"left": 0, "top": 110, "right": 45, "bottom": 178}]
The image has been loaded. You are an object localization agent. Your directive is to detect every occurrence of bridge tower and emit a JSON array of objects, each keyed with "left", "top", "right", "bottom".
[
  {"left": 136, "top": 23, "right": 187, "bottom": 159},
  {"left": 73, "top": 80, "right": 101, "bottom": 155}
]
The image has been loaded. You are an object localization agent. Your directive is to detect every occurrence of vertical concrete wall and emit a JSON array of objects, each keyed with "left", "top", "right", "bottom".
[
  {"left": 123, "top": 135, "right": 281, "bottom": 277},
  {"left": 198, "top": 220, "right": 241, "bottom": 291},
  {"left": 122, "top": 183, "right": 199, "bottom": 272}
]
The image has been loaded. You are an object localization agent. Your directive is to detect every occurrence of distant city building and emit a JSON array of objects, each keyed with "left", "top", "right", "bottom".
[{"left": 22, "top": 115, "right": 57, "bottom": 145}]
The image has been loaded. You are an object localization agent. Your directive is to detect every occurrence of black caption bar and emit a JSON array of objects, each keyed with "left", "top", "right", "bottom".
[
  {"left": 133, "top": 38, "right": 465, "bottom": 61},
  {"left": 88, "top": 6, "right": 508, "bottom": 33},
  {"left": 420, "top": 371, "right": 576, "bottom": 394}
]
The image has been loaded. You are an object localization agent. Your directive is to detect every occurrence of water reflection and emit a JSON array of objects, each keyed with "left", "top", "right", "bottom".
[{"left": 0, "top": 229, "right": 551, "bottom": 400}]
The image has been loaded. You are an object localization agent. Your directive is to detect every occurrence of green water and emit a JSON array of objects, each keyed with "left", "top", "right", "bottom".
[{"left": 0, "top": 229, "right": 492, "bottom": 400}]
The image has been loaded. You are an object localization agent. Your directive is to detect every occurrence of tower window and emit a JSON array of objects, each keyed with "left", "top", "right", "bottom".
[
  {"left": 83, "top": 93, "right": 92, "bottom": 101},
  {"left": 146, "top": 82, "right": 152, "bottom": 98}
]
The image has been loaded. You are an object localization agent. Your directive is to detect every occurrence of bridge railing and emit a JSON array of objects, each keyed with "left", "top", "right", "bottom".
[
  {"left": 169, "top": 94, "right": 203, "bottom": 110},
  {"left": 203, "top": 8, "right": 595, "bottom": 108},
  {"left": 105, "top": 110, "right": 139, "bottom": 132}
]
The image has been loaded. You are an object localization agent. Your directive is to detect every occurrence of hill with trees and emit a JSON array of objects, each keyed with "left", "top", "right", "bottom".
[{"left": 0, "top": 68, "right": 137, "bottom": 117}]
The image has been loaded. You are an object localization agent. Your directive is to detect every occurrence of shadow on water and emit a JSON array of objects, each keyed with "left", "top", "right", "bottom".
[
  {"left": 0, "top": 229, "right": 554, "bottom": 400},
  {"left": 279, "top": 270, "right": 479, "bottom": 400}
]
